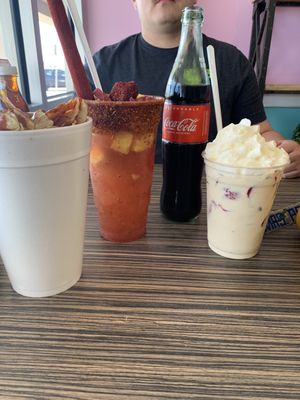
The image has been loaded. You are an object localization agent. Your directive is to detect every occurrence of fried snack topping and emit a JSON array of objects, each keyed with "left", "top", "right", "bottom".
[
  {"left": 0, "top": 92, "right": 88, "bottom": 131},
  {"left": 45, "top": 98, "right": 88, "bottom": 127}
]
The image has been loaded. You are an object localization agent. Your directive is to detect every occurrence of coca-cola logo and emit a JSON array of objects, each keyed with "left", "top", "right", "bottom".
[{"left": 164, "top": 117, "right": 198, "bottom": 134}]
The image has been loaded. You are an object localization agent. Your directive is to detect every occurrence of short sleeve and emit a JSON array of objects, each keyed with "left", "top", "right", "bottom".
[{"left": 231, "top": 52, "right": 266, "bottom": 125}]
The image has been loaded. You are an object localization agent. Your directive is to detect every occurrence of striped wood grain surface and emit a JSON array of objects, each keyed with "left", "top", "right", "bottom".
[{"left": 0, "top": 165, "right": 299, "bottom": 399}]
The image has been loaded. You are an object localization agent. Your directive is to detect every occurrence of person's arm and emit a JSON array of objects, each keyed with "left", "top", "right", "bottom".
[
  {"left": 207, "top": 41, "right": 300, "bottom": 178},
  {"left": 259, "top": 120, "right": 300, "bottom": 178},
  {"left": 259, "top": 120, "right": 284, "bottom": 141}
]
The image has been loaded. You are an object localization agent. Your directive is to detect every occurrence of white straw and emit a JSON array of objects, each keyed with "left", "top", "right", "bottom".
[
  {"left": 63, "top": 0, "right": 102, "bottom": 90},
  {"left": 207, "top": 45, "right": 223, "bottom": 131}
]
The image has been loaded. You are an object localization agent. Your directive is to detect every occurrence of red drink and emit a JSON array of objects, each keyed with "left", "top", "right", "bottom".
[{"left": 87, "top": 96, "right": 163, "bottom": 242}]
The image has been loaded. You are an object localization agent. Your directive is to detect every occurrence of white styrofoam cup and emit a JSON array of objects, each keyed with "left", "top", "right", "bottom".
[{"left": 0, "top": 118, "right": 92, "bottom": 297}]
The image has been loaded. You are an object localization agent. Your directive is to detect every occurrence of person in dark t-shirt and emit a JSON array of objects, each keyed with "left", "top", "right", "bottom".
[{"left": 89, "top": 0, "right": 300, "bottom": 177}]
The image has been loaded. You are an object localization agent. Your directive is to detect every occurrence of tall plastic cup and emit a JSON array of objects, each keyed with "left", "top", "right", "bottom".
[
  {"left": 0, "top": 119, "right": 92, "bottom": 297},
  {"left": 204, "top": 156, "right": 286, "bottom": 259},
  {"left": 87, "top": 97, "right": 164, "bottom": 242}
]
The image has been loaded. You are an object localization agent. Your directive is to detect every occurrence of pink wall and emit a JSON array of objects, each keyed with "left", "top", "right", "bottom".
[
  {"left": 267, "top": 7, "right": 300, "bottom": 84},
  {"left": 83, "top": 0, "right": 140, "bottom": 53},
  {"left": 83, "top": 0, "right": 300, "bottom": 85},
  {"left": 200, "top": 0, "right": 252, "bottom": 57}
]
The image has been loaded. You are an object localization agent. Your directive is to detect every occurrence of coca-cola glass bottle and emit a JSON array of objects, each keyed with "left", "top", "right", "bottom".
[{"left": 160, "top": 6, "right": 210, "bottom": 222}]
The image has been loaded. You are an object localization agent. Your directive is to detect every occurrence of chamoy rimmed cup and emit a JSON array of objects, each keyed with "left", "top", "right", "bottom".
[{"left": 87, "top": 97, "right": 164, "bottom": 243}]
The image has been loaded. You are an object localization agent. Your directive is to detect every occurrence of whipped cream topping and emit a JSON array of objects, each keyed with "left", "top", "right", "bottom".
[{"left": 205, "top": 121, "right": 290, "bottom": 168}]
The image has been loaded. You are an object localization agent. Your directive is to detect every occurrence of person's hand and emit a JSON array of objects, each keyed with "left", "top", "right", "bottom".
[{"left": 277, "top": 140, "right": 300, "bottom": 178}]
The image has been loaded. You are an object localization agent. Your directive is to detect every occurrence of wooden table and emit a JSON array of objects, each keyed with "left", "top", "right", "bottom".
[{"left": 1, "top": 165, "right": 299, "bottom": 399}]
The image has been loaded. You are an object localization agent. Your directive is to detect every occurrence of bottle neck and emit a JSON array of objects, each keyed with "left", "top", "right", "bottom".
[
  {"left": 164, "top": 6, "right": 210, "bottom": 99},
  {"left": 177, "top": 20, "right": 204, "bottom": 60},
  {"left": 167, "top": 17, "right": 209, "bottom": 88}
]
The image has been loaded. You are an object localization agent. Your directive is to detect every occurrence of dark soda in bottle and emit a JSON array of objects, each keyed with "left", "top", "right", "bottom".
[{"left": 160, "top": 6, "right": 211, "bottom": 222}]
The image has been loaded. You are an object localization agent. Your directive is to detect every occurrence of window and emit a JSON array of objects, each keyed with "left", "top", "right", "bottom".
[
  {"left": 38, "top": 2, "right": 68, "bottom": 98},
  {"left": 0, "top": 0, "right": 84, "bottom": 111}
]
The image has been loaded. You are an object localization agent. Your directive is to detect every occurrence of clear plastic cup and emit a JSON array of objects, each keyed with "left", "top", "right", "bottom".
[
  {"left": 87, "top": 97, "right": 164, "bottom": 243},
  {"left": 204, "top": 156, "right": 287, "bottom": 259},
  {"left": 0, "top": 119, "right": 92, "bottom": 297}
]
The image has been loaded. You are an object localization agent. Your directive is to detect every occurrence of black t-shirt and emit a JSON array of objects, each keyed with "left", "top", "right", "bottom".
[{"left": 91, "top": 33, "right": 266, "bottom": 163}]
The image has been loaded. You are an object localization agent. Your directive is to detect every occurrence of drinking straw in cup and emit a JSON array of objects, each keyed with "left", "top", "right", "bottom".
[{"left": 207, "top": 45, "right": 223, "bottom": 132}]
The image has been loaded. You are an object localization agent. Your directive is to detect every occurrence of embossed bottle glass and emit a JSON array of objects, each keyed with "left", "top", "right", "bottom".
[{"left": 160, "top": 6, "right": 211, "bottom": 222}]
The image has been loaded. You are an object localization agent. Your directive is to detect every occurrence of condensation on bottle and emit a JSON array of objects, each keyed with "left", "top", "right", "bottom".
[
  {"left": 160, "top": 6, "right": 211, "bottom": 222},
  {"left": 0, "top": 59, "right": 29, "bottom": 112}
]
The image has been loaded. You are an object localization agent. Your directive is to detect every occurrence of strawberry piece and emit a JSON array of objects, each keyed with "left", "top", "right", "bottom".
[
  {"left": 110, "top": 81, "right": 138, "bottom": 101},
  {"left": 247, "top": 187, "right": 253, "bottom": 198},
  {"left": 224, "top": 188, "right": 239, "bottom": 200}
]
